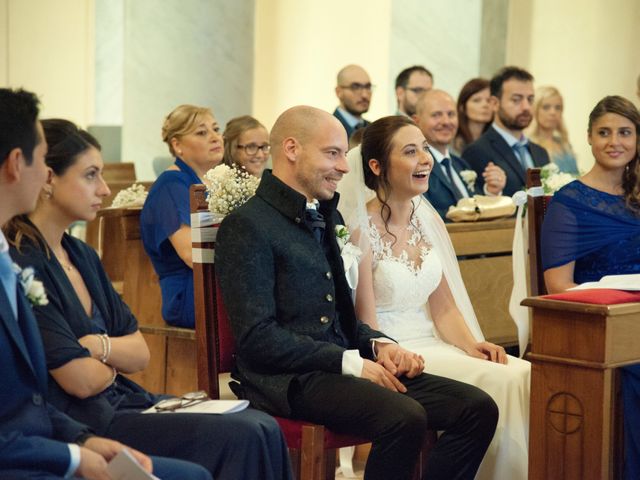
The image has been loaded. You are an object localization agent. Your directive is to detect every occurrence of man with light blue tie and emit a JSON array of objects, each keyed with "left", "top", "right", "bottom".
[
  {"left": 0, "top": 88, "right": 210, "bottom": 479},
  {"left": 462, "top": 66, "right": 549, "bottom": 196}
]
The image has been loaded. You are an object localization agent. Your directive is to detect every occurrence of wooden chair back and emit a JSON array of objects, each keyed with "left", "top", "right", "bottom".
[
  {"left": 526, "top": 168, "right": 552, "bottom": 296},
  {"left": 190, "top": 184, "right": 231, "bottom": 399},
  {"left": 102, "top": 162, "right": 136, "bottom": 183}
]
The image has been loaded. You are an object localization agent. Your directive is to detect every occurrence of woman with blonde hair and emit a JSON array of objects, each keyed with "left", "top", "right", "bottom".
[
  {"left": 528, "top": 86, "right": 579, "bottom": 174},
  {"left": 223, "top": 115, "right": 269, "bottom": 177},
  {"left": 140, "top": 104, "right": 223, "bottom": 327}
]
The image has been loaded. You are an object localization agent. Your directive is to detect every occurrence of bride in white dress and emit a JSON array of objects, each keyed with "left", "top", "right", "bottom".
[{"left": 338, "top": 116, "right": 530, "bottom": 480}]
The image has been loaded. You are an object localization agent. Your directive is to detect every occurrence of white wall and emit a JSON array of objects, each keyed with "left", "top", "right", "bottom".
[
  {"left": 253, "top": 0, "right": 486, "bottom": 129},
  {"left": 253, "top": 0, "right": 392, "bottom": 129},
  {"left": 1, "top": 0, "right": 95, "bottom": 126},
  {"left": 507, "top": 0, "right": 640, "bottom": 172}
]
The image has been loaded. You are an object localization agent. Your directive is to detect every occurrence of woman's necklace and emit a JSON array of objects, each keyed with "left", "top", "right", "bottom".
[{"left": 60, "top": 262, "right": 74, "bottom": 272}]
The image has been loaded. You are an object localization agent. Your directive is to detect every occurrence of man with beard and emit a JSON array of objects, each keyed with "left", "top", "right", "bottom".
[
  {"left": 462, "top": 66, "right": 549, "bottom": 196},
  {"left": 395, "top": 65, "right": 433, "bottom": 117},
  {"left": 414, "top": 89, "right": 506, "bottom": 220},
  {"left": 333, "top": 64, "right": 372, "bottom": 139}
]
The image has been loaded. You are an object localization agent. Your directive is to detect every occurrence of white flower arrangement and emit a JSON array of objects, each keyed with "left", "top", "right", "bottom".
[
  {"left": 459, "top": 170, "right": 477, "bottom": 193},
  {"left": 14, "top": 264, "right": 48, "bottom": 306},
  {"left": 335, "top": 225, "right": 362, "bottom": 290},
  {"left": 111, "top": 183, "right": 148, "bottom": 208},
  {"left": 540, "top": 163, "right": 575, "bottom": 194},
  {"left": 204, "top": 164, "right": 260, "bottom": 216}
]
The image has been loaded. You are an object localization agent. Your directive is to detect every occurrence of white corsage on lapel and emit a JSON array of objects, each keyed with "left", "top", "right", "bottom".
[
  {"left": 14, "top": 264, "right": 49, "bottom": 306},
  {"left": 459, "top": 170, "right": 477, "bottom": 193},
  {"left": 335, "top": 225, "right": 362, "bottom": 290}
]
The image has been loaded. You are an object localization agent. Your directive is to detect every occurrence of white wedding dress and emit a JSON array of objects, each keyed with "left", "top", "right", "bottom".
[{"left": 367, "top": 216, "right": 530, "bottom": 480}]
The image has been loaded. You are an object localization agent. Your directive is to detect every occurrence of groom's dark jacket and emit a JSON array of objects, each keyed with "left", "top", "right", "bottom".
[{"left": 215, "top": 170, "right": 389, "bottom": 416}]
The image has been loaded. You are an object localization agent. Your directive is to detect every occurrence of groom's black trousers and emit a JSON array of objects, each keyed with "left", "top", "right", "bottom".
[{"left": 289, "top": 371, "right": 498, "bottom": 480}]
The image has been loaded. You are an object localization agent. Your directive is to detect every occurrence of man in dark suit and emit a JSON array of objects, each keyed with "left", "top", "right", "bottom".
[
  {"left": 0, "top": 88, "right": 209, "bottom": 480},
  {"left": 216, "top": 105, "right": 498, "bottom": 480},
  {"left": 414, "top": 89, "right": 507, "bottom": 220},
  {"left": 333, "top": 64, "right": 372, "bottom": 139},
  {"left": 462, "top": 66, "right": 549, "bottom": 197},
  {"left": 395, "top": 65, "right": 433, "bottom": 117}
]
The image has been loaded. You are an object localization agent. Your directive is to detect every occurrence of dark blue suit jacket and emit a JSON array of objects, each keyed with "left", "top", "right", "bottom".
[
  {"left": 425, "top": 153, "right": 477, "bottom": 221},
  {"left": 333, "top": 108, "right": 370, "bottom": 140},
  {"left": 0, "top": 276, "right": 88, "bottom": 475},
  {"left": 462, "top": 126, "right": 549, "bottom": 197}
]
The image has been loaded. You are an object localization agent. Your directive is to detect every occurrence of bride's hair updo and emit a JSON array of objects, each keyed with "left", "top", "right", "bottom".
[
  {"left": 588, "top": 96, "right": 640, "bottom": 213},
  {"left": 361, "top": 115, "right": 418, "bottom": 243}
]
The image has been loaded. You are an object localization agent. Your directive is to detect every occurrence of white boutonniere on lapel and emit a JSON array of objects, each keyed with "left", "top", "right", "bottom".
[
  {"left": 335, "top": 225, "right": 362, "bottom": 290},
  {"left": 459, "top": 170, "right": 477, "bottom": 193},
  {"left": 14, "top": 264, "right": 49, "bottom": 306}
]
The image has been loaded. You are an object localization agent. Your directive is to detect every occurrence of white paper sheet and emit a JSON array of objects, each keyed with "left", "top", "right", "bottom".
[
  {"left": 568, "top": 274, "right": 640, "bottom": 291},
  {"left": 142, "top": 399, "right": 249, "bottom": 415},
  {"left": 107, "top": 448, "right": 159, "bottom": 480}
]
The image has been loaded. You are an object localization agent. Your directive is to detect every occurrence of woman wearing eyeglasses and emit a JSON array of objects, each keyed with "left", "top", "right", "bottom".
[
  {"left": 140, "top": 104, "right": 224, "bottom": 328},
  {"left": 223, "top": 115, "right": 270, "bottom": 177}
]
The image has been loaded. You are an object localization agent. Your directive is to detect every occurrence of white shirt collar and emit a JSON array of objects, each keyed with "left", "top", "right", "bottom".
[
  {"left": 306, "top": 199, "right": 319, "bottom": 210},
  {"left": 0, "top": 230, "right": 9, "bottom": 254},
  {"left": 336, "top": 107, "right": 362, "bottom": 129},
  {"left": 491, "top": 122, "right": 529, "bottom": 147},
  {"left": 429, "top": 147, "right": 451, "bottom": 164}
]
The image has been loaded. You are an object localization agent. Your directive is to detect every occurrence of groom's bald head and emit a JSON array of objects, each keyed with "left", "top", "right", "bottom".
[{"left": 269, "top": 105, "right": 349, "bottom": 201}]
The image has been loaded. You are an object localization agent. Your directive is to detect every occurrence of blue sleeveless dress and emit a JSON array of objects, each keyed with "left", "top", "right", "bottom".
[{"left": 140, "top": 158, "right": 200, "bottom": 327}]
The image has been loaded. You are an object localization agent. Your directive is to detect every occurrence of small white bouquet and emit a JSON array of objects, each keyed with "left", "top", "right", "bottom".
[
  {"left": 204, "top": 164, "right": 260, "bottom": 216},
  {"left": 111, "top": 183, "right": 148, "bottom": 208},
  {"left": 335, "top": 225, "right": 362, "bottom": 290},
  {"left": 14, "top": 265, "right": 48, "bottom": 306},
  {"left": 459, "top": 170, "right": 477, "bottom": 193},
  {"left": 540, "top": 163, "right": 575, "bottom": 195}
]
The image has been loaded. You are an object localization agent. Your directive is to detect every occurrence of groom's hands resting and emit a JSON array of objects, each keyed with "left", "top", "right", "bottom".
[{"left": 361, "top": 343, "right": 425, "bottom": 392}]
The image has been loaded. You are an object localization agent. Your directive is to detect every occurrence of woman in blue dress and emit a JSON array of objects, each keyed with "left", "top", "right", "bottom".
[
  {"left": 5, "top": 119, "right": 292, "bottom": 480},
  {"left": 541, "top": 95, "right": 640, "bottom": 479},
  {"left": 140, "top": 104, "right": 224, "bottom": 327}
]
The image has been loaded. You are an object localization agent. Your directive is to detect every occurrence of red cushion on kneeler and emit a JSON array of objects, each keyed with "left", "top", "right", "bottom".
[
  {"left": 543, "top": 288, "right": 640, "bottom": 305},
  {"left": 274, "top": 417, "right": 368, "bottom": 449}
]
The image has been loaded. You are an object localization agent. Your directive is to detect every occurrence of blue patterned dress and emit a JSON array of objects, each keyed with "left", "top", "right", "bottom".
[{"left": 541, "top": 180, "right": 640, "bottom": 479}]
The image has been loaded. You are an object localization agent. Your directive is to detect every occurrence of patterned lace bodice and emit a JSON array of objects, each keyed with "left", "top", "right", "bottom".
[{"left": 368, "top": 216, "right": 443, "bottom": 342}]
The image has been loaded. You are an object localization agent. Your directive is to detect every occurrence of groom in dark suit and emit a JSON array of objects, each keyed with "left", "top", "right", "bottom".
[
  {"left": 0, "top": 88, "right": 209, "bottom": 480},
  {"left": 413, "top": 89, "right": 507, "bottom": 220},
  {"left": 216, "top": 105, "right": 498, "bottom": 480},
  {"left": 462, "top": 66, "right": 549, "bottom": 197}
]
